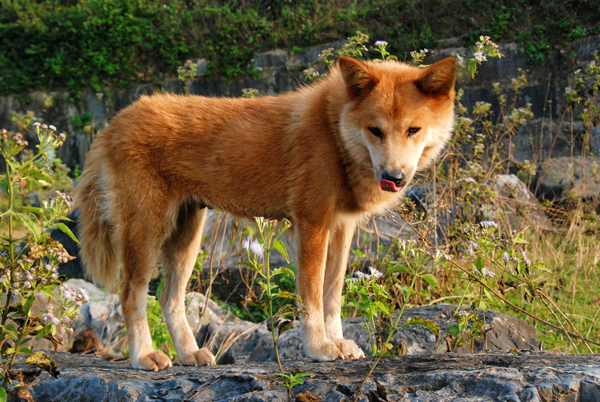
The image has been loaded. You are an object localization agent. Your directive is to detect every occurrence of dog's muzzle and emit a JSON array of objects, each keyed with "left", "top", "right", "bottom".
[{"left": 380, "top": 171, "right": 406, "bottom": 192}]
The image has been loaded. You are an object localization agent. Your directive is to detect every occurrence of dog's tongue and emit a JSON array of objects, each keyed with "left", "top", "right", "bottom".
[{"left": 380, "top": 179, "right": 402, "bottom": 192}]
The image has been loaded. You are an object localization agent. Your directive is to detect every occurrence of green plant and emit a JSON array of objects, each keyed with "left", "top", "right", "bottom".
[
  {"left": 241, "top": 217, "right": 308, "bottom": 402},
  {"left": 0, "top": 122, "right": 86, "bottom": 397}
]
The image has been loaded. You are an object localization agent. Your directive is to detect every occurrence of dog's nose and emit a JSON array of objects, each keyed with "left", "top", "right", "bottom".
[{"left": 381, "top": 171, "right": 407, "bottom": 188}]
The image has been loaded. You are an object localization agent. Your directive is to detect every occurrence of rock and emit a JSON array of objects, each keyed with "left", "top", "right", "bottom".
[
  {"left": 197, "top": 304, "right": 540, "bottom": 364},
  {"left": 66, "top": 279, "right": 233, "bottom": 357},
  {"left": 482, "top": 174, "right": 552, "bottom": 231},
  {"left": 25, "top": 351, "right": 600, "bottom": 401},
  {"left": 533, "top": 156, "right": 600, "bottom": 210}
]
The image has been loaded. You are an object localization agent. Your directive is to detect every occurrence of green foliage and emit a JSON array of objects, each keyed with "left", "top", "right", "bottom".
[
  {"left": 2, "top": 0, "right": 598, "bottom": 96},
  {"left": 146, "top": 295, "right": 177, "bottom": 361},
  {"left": 0, "top": 122, "right": 86, "bottom": 390},
  {"left": 241, "top": 217, "right": 305, "bottom": 402}
]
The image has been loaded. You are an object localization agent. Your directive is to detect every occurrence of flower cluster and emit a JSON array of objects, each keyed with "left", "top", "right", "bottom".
[
  {"left": 59, "top": 283, "right": 90, "bottom": 307},
  {"left": 346, "top": 266, "right": 384, "bottom": 282},
  {"left": 480, "top": 220, "right": 498, "bottom": 229},
  {"left": 303, "top": 67, "right": 320, "bottom": 82},
  {"left": 11, "top": 132, "right": 28, "bottom": 147},
  {"left": 54, "top": 190, "right": 74, "bottom": 212}
]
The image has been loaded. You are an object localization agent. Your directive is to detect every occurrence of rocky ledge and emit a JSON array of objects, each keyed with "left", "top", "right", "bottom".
[{"left": 22, "top": 351, "right": 600, "bottom": 402}]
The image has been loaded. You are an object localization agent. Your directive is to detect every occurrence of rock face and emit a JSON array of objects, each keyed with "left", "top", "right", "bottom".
[
  {"left": 197, "top": 304, "right": 540, "bottom": 364},
  {"left": 1, "top": 35, "right": 599, "bottom": 173},
  {"left": 27, "top": 351, "right": 600, "bottom": 401}
]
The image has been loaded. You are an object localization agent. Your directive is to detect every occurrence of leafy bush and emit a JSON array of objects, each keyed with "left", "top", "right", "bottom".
[
  {"left": 0, "top": 122, "right": 87, "bottom": 396},
  {"left": 1, "top": 0, "right": 598, "bottom": 97}
]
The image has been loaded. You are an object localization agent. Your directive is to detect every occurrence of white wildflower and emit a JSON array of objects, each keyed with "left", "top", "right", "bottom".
[
  {"left": 473, "top": 51, "right": 487, "bottom": 62},
  {"left": 242, "top": 236, "right": 250, "bottom": 251},
  {"left": 369, "top": 266, "right": 383, "bottom": 278},
  {"left": 249, "top": 240, "right": 264, "bottom": 259},
  {"left": 482, "top": 267, "right": 496, "bottom": 278}
]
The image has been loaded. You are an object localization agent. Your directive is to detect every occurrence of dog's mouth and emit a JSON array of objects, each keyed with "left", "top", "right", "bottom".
[{"left": 379, "top": 179, "right": 403, "bottom": 192}]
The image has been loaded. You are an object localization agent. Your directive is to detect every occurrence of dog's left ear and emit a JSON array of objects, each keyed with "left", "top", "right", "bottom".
[
  {"left": 415, "top": 57, "right": 457, "bottom": 97},
  {"left": 338, "top": 57, "right": 380, "bottom": 99}
]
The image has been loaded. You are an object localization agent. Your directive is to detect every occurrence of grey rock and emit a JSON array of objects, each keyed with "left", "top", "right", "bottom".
[
  {"left": 25, "top": 351, "right": 600, "bottom": 402},
  {"left": 197, "top": 304, "right": 540, "bottom": 364},
  {"left": 533, "top": 156, "right": 600, "bottom": 209},
  {"left": 482, "top": 174, "right": 552, "bottom": 230}
]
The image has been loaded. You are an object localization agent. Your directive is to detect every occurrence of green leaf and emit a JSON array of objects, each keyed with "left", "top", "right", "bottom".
[
  {"left": 421, "top": 274, "right": 438, "bottom": 287},
  {"left": 475, "top": 256, "right": 485, "bottom": 269},
  {"left": 483, "top": 287, "right": 496, "bottom": 302},
  {"left": 272, "top": 267, "right": 294, "bottom": 280},
  {"left": 388, "top": 264, "right": 409, "bottom": 274},
  {"left": 22, "top": 164, "right": 52, "bottom": 182},
  {"left": 404, "top": 316, "right": 440, "bottom": 339},
  {"left": 4, "top": 324, "right": 18, "bottom": 335},
  {"left": 277, "top": 290, "right": 300, "bottom": 301},
  {"left": 447, "top": 324, "right": 461, "bottom": 337},
  {"left": 19, "top": 347, "right": 33, "bottom": 355},
  {"left": 468, "top": 59, "right": 477, "bottom": 78},
  {"left": 0, "top": 387, "right": 6, "bottom": 402},
  {"left": 272, "top": 239, "right": 289, "bottom": 262},
  {"left": 0, "top": 179, "right": 8, "bottom": 195},
  {"left": 21, "top": 206, "right": 46, "bottom": 215},
  {"left": 23, "top": 294, "right": 35, "bottom": 316},
  {"left": 374, "top": 301, "right": 391, "bottom": 316},
  {"left": 55, "top": 222, "right": 79, "bottom": 244},
  {"left": 39, "top": 285, "right": 56, "bottom": 299},
  {"left": 14, "top": 212, "right": 41, "bottom": 240}
]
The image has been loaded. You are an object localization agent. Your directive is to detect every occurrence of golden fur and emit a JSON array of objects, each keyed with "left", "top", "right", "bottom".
[{"left": 77, "top": 57, "right": 457, "bottom": 370}]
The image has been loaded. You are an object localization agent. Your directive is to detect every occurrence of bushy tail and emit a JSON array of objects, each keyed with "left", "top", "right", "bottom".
[{"left": 76, "top": 154, "right": 119, "bottom": 289}]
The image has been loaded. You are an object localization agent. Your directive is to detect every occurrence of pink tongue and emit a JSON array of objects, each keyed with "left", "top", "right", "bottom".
[{"left": 380, "top": 179, "right": 402, "bottom": 192}]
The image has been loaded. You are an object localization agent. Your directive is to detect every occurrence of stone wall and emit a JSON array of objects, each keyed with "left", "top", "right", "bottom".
[{"left": 0, "top": 35, "right": 599, "bottom": 172}]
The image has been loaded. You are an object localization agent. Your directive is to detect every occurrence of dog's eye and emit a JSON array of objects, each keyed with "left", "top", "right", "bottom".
[
  {"left": 407, "top": 127, "right": 421, "bottom": 137},
  {"left": 368, "top": 126, "right": 384, "bottom": 139}
]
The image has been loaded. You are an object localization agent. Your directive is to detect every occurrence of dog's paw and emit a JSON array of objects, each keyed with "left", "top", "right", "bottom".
[
  {"left": 332, "top": 338, "right": 365, "bottom": 360},
  {"left": 181, "top": 347, "right": 217, "bottom": 366},
  {"left": 134, "top": 350, "right": 173, "bottom": 371},
  {"left": 305, "top": 339, "right": 345, "bottom": 361}
]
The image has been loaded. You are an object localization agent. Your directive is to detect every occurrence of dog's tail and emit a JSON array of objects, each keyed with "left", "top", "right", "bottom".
[{"left": 76, "top": 151, "right": 119, "bottom": 290}]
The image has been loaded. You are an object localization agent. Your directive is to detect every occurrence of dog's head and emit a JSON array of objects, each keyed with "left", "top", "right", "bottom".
[{"left": 337, "top": 57, "right": 457, "bottom": 193}]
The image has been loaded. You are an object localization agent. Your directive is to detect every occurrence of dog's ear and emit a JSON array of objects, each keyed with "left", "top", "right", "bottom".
[
  {"left": 415, "top": 57, "right": 457, "bottom": 97},
  {"left": 338, "top": 57, "right": 379, "bottom": 99}
]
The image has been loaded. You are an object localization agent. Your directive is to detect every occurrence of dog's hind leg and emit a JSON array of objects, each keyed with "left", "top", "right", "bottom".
[
  {"left": 324, "top": 220, "right": 364, "bottom": 359},
  {"left": 120, "top": 213, "right": 172, "bottom": 371},
  {"left": 159, "top": 203, "right": 216, "bottom": 366}
]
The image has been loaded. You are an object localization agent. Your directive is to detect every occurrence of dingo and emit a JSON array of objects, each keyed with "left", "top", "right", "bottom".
[{"left": 77, "top": 56, "right": 457, "bottom": 370}]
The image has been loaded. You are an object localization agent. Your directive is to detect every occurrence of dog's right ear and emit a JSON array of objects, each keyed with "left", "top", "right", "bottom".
[{"left": 338, "top": 57, "right": 379, "bottom": 99}]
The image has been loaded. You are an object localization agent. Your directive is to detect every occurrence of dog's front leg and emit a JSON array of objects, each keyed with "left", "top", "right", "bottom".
[
  {"left": 296, "top": 219, "right": 360, "bottom": 360},
  {"left": 323, "top": 221, "right": 364, "bottom": 359}
]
